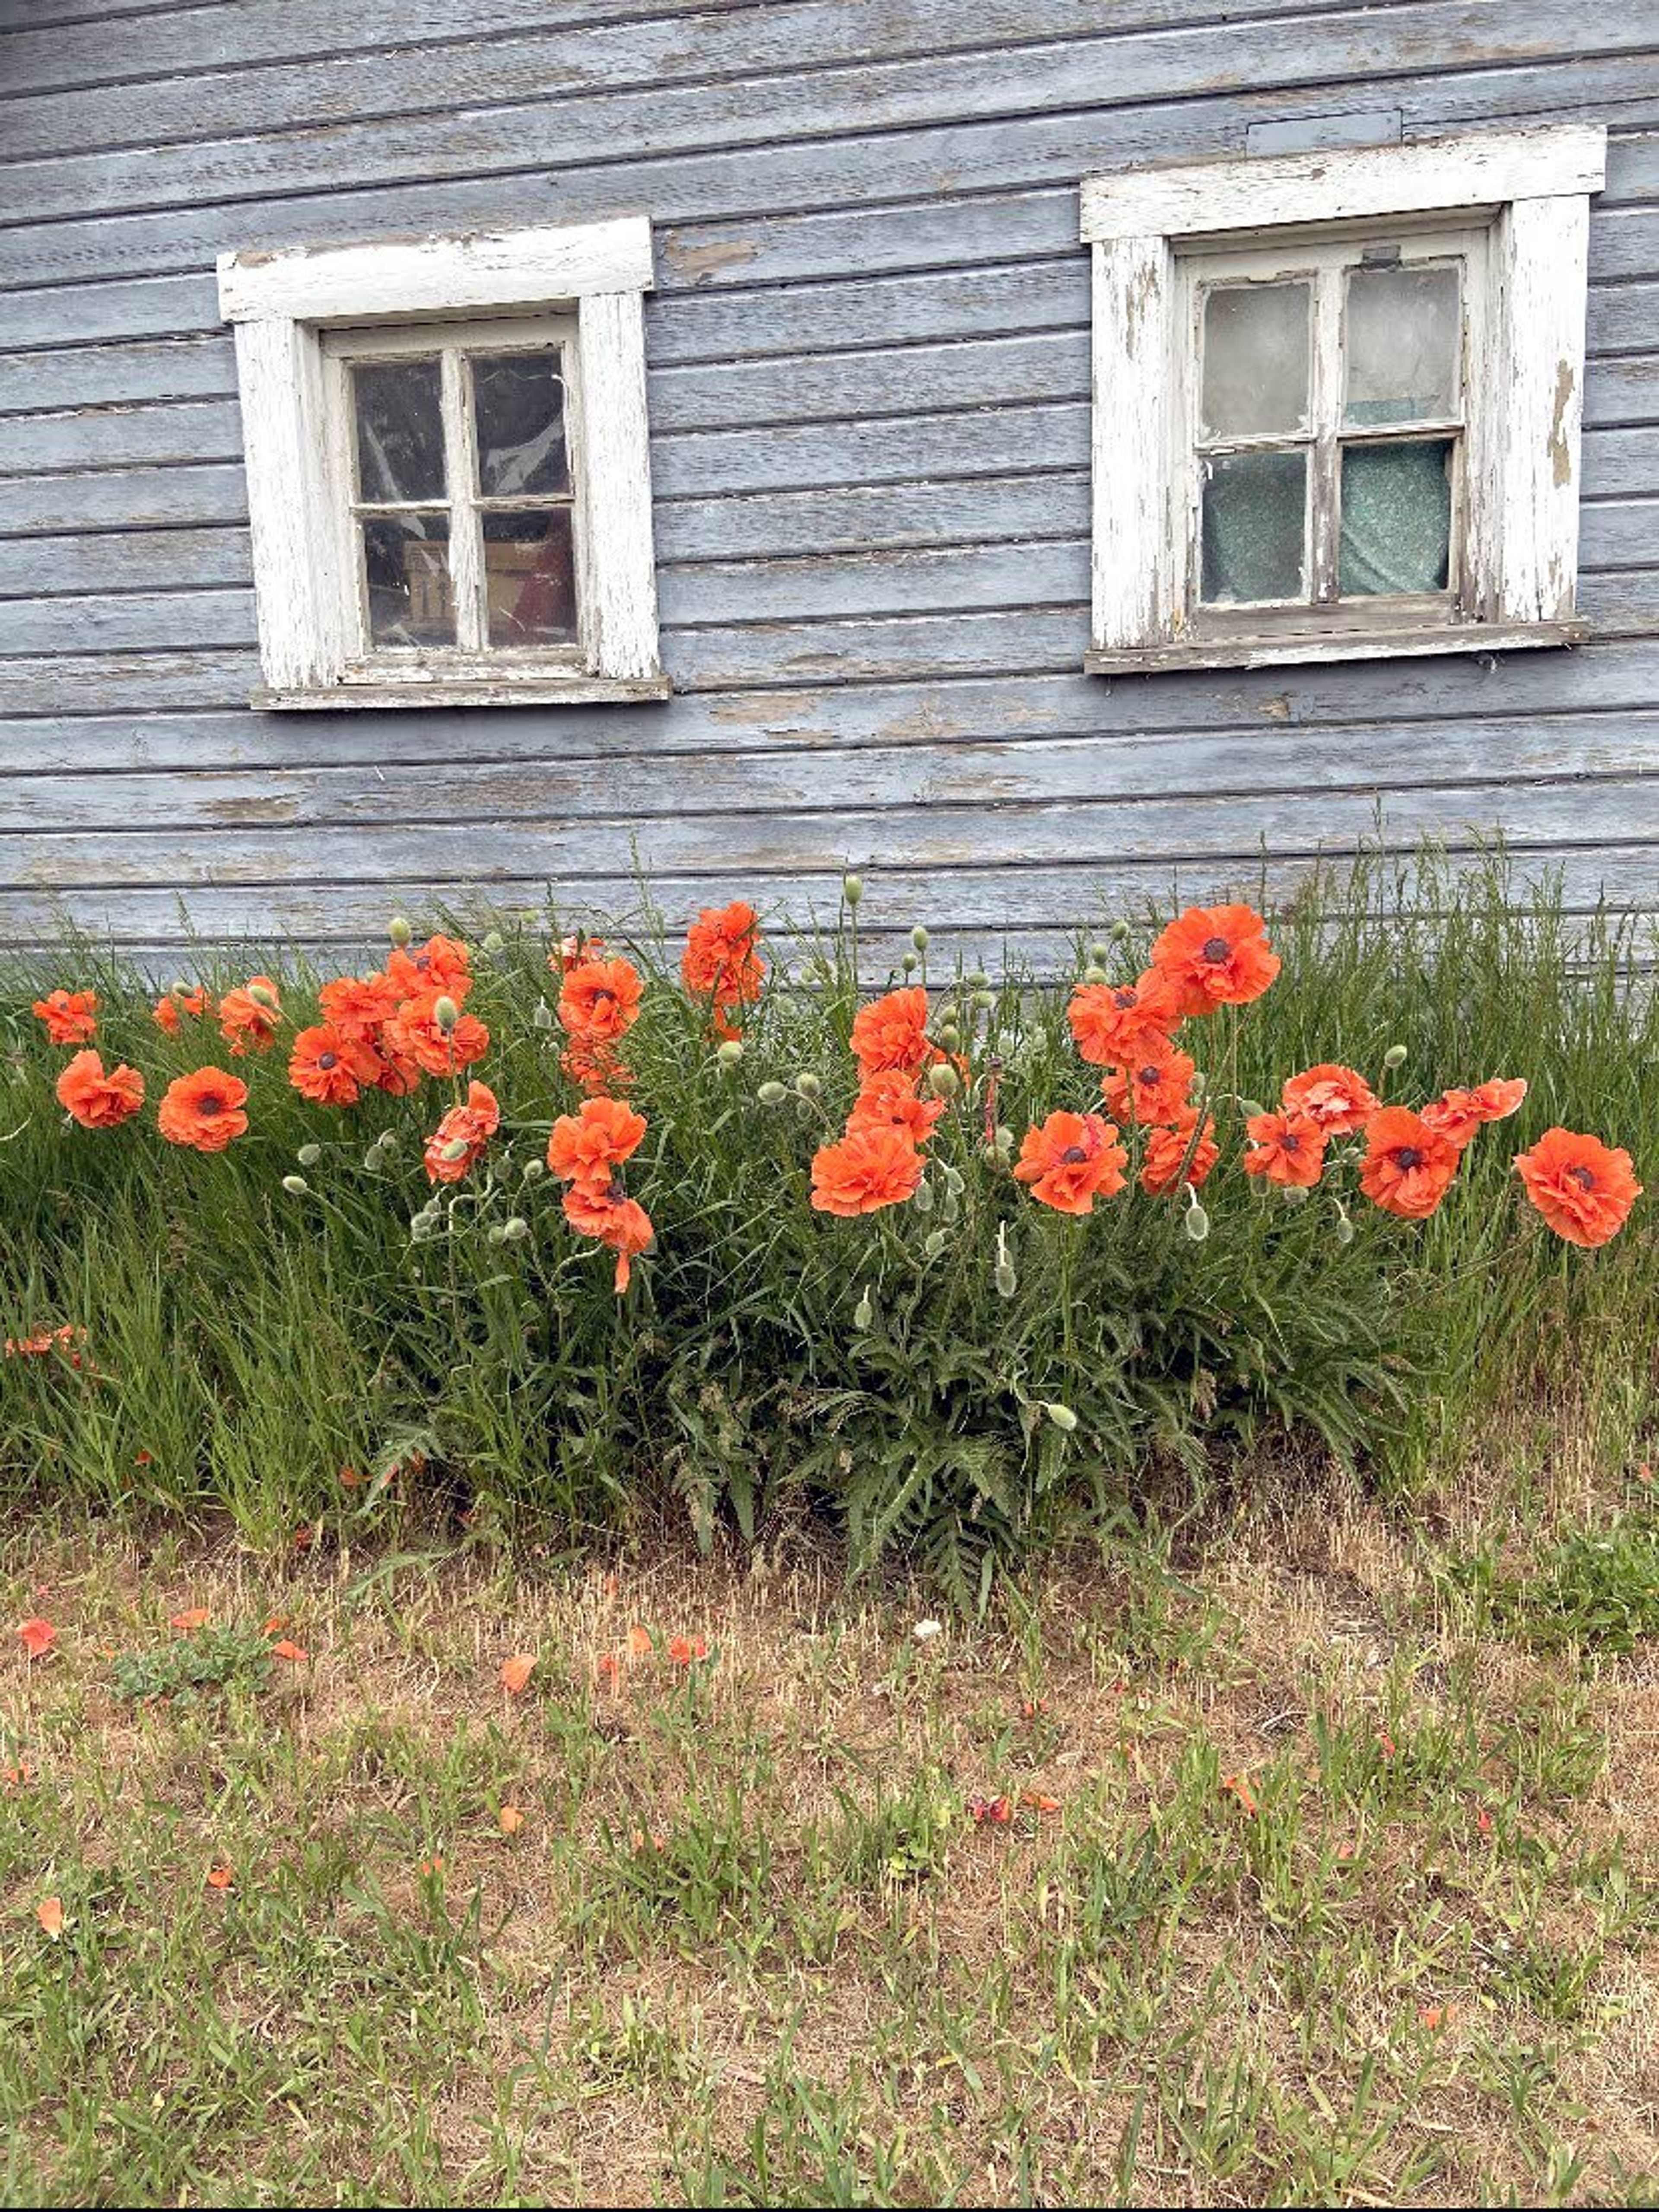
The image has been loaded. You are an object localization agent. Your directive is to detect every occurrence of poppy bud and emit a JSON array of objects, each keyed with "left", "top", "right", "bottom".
[
  {"left": 843, "top": 874, "right": 864, "bottom": 907},
  {"left": 853, "top": 1287, "right": 874, "bottom": 1331},
  {"left": 901, "top": 953, "right": 918, "bottom": 974},
  {"left": 522, "top": 1157, "right": 545, "bottom": 1183},
  {"left": 1281, "top": 1184, "right": 1309, "bottom": 1206},
  {"left": 1335, "top": 1214, "right": 1355, "bottom": 1246},
  {"left": 1189, "top": 1073, "right": 1207, "bottom": 1102},
  {"left": 996, "top": 1263, "right": 1018, "bottom": 1298},
  {"left": 968, "top": 969, "right": 991, "bottom": 990},
  {"left": 911, "top": 926, "right": 931, "bottom": 953},
  {"left": 716, "top": 1039, "right": 744, "bottom": 1068},
  {"left": 913, "top": 1179, "right": 934, "bottom": 1214},
  {"left": 362, "top": 1147, "right": 383, "bottom": 1171},
  {"left": 411, "top": 1214, "right": 437, "bottom": 1243},
  {"left": 1239, "top": 1098, "right": 1267, "bottom": 1120},
  {"left": 971, "top": 990, "right": 995, "bottom": 1012},
  {"left": 502, "top": 1217, "right": 530, "bottom": 1242},
  {"left": 170, "top": 977, "right": 192, "bottom": 998},
  {"left": 937, "top": 1022, "right": 961, "bottom": 1051},
  {"left": 1089, "top": 942, "right": 1112, "bottom": 967},
  {"left": 926, "top": 1062, "right": 962, "bottom": 1100},
  {"left": 281, "top": 1175, "right": 308, "bottom": 1196},
  {"left": 482, "top": 930, "right": 505, "bottom": 955},
  {"left": 1043, "top": 1402, "right": 1078, "bottom": 1433},
  {"left": 943, "top": 1167, "right": 965, "bottom": 1196},
  {"left": 1082, "top": 966, "right": 1109, "bottom": 985},
  {"left": 296, "top": 1143, "right": 322, "bottom": 1167},
  {"left": 1109, "top": 921, "right": 1131, "bottom": 942},
  {"left": 441, "top": 1138, "right": 470, "bottom": 1163},
  {"left": 756, "top": 1081, "right": 788, "bottom": 1106},
  {"left": 488, "top": 1224, "right": 506, "bottom": 1246},
  {"left": 794, "top": 1071, "right": 822, "bottom": 1102},
  {"left": 375, "top": 1129, "right": 399, "bottom": 1154},
  {"left": 433, "top": 995, "right": 460, "bottom": 1033},
  {"left": 1184, "top": 1203, "right": 1211, "bottom": 1243},
  {"left": 248, "top": 982, "right": 279, "bottom": 1012},
  {"left": 532, "top": 999, "right": 554, "bottom": 1030},
  {"left": 1383, "top": 1045, "right": 1408, "bottom": 1070},
  {"left": 995, "top": 1125, "right": 1015, "bottom": 1152},
  {"left": 923, "top": 1229, "right": 948, "bottom": 1259},
  {"left": 388, "top": 915, "right": 413, "bottom": 947}
]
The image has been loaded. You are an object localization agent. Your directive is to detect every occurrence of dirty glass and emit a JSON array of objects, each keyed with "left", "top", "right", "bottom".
[
  {"left": 1344, "top": 264, "right": 1461, "bottom": 427},
  {"left": 1200, "top": 448, "right": 1306, "bottom": 604},
  {"left": 1339, "top": 438, "right": 1454, "bottom": 595},
  {"left": 1200, "top": 282, "right": 1311, "bottom": 439},
  {"left": 483, "top": 509, "right": 578, "bottom": 648},
  {"left": 352, "top": 359, "right": 447, "bottom": 503},
  {"left": 361, "top": 513, "right": 454, "bottom": 646},
  {"left": 471, "top": 350, "right": 571, "bottom": 498}
]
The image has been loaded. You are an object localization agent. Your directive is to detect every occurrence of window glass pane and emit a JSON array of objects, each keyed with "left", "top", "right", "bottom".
[
  {"left": 352, "top": 359, "right": 447, "bottom": 503},
  {"left": 471, "top": 350, "right": 571, "bottom": 497},
  {"left": 361, "top": 513, "right": 454, "bottom": 647},
  {"left": 1200, "top": 283, "right": 1311, "bottom": 439},
  {"left": 1344, "top": 264, "right": 1461, "bottom": 426},
  {"left": 1200, "top": 449, "right": 1307, "bottom": 604},
  {"left": 1339, "top": 438, "right": 1454, "bottom": 596},
  {"left": 484, "top": 509, "right": 578, "bottom": 648}
]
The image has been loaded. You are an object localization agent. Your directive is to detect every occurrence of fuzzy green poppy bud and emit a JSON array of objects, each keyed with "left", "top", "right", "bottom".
[
  {"left": 1109, "top": 920, "right": 1131, "bottom": 943},
  {"left": 1089, "top": 942, "right": 1112, "bottom": 967},
  {"left": 910, "top": 925, "right": 931, "bottom": 953},
  {"left": 943, "top": 1166, "right": 965, "bottom": 1197},
  {"left": 853, "top": 1287, "right": 874, "bottom": 1331},
  {"left": 1188, "top": 1072, "right": 1207, "bottom": 1103},
  {"left": 362, "top": 1147, "right": 383, "bottom": 1172},
  {"left": 247, "top": 982, "right": 279, "bottom": 1012},
  {"left": 296, "top": 1143, "right": 322, "bottom": 1167},
  {"left": 1082, "top": 965, "right": 1109, "bottom": 986},
  {"left": 281, "top": 1175, "right": 308, "bottom": 1196},
  {"left": 756, "top": 1080, "right": 788, "bottom": 1106},
  {"left": 1281, "top": 1183, "right": 1310, "bottom": 1206},
  {"left": 1335, "top": 1213, "right": 1355, "bottom": 1246},
  {"left": 925, "top": 1062, "right": 962, "bottom": 1100},
  {"left": 388, "top": 915, "right": 413, "bottom": 947},
  {"left": 432, "top": 995, "right": 460, "bottom": 1034},
  {"left": 843, "top": 874, "right": 864, "bottom": 907},
  {"left": 913, "top": 1178, "right": 934, "bottom": 1214},
  {"left": 937, "top": 1021, "right": 961, "bottom": 1051},
  {"left": 971, "top": 989, "right": 995, "bottom": 1013},
  {"left": 716, "top": 1039, "right": 744, "bottom": 1068},
  {"left": 410, "top": 1214, "right": 437, "bottom": 1243},
  {"left": 522, "top": 1157, "right": 546, "bottom": 1182},
  {"left": 1383, "top": 1044, "right": 1408, "bottom": 1070},
  {"left": 995, "top": 1262, "right": 1017, "bottom": 1298},
  {"left": 482, "top": 930, "right": 505, "bottom": 955},
  {"left": 794, "top": 1071, "right": 822, "bottom": 1102},
  {"left": 487, "top": 1224, "right": 506, "bottom": 1246},
  {"left": 532, "top": 998, "right": 554, "bottom": 1030},
  {"left": 1043, "top": 1402, "right": 1078, "bottom": 1433},
  {"left": 1184, "top": 1203, "right": 1211, "bottom": 1243},
  {"left": 923, "top": 1228, "right": 948, "bottom": 1260},
  {"left": 375, "top": 1129, "right": 399, "bottom": 1154},
  {"left": 440, "top": 1137, "right": 470, "bottom": 1163},
  {"left": 901, "top": 953, "right": 918, "bottom": 974},
  {"left": 502, "top": 1217, "right": 531, "bottom": 1242},
  {"left": 995, "top": 1125, "right": 1015, "bottom": 1152},
  {"left": 968, "top": 969, "right": 991, "bottom": 990},
  {"left": 1239, "top": 1098, "right": 1267, "bottom": 1120}
]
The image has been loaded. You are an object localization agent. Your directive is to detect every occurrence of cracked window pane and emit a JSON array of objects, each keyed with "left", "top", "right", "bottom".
[
  {"left": 1339, "top": 439, "right": 1454, "bottom": 595},
  {"left": 1201, "top": 282, "right": 1311, "bottom": 439},
  {"left": 472, "top": 350, "right": 571, "bottom": 498},
  {"left": 1344, "top": 265, "right": 1461, "bottom": 427},
  {"left": 353, "top": 359, "right": 447, "bottom": 504},
  {"left": 1200, "top": 448, "right": 1307, "bottom": 604}
]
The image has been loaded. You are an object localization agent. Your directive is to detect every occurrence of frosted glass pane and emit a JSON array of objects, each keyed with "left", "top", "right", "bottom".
[
  {"left": 472, "top": 350, "right": 571, "bottom": 497},
  {"left": 1201, "top": 283, "right": 1310, "bottom": 438},
  {"left": 353, "top": 359, "right": 446, "bottom": 503},
  {"left": 1339, "top": 439, "right": 1453, "bottom": 595},
  {"left": 361, "top": 514, "right": 454, "bottom": 646},
  {"left": 1344, "top": 264, "right": 1460, "bottom": 426},
  {"left": 484, "top": 509, "right": 578, "bottom": 648},
  {"left": 1200, "top": 449, "right": 1307, "bottom": 604}
]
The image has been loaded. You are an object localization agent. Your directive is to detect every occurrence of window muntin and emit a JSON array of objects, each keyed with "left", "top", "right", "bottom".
[{"left": 1180, "top": 225, "right": 1482, "bottom": 632}]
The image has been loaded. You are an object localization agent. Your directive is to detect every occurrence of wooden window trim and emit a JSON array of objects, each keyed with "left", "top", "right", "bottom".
[
  {"left": 218, "top": 216, "right": 668, "bottom": 709},
  {"left": 1081, "top": 125, "right": 1606, "bottom": 675}
]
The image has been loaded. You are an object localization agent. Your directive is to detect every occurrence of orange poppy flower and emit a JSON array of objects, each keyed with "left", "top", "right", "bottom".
[
  {"left": 682, "top": 901, "right": 765, "bottom": 1011},
  {"left": 386, "top": 933, "right": 472, "bottom": 1003},
  {"left": 559, "top": 957, "right": 644, "bottom": 1045},
  {"left": 367, "top": 1036, "right": 424, "bottom": 1096},
  {"left": 845, "top": 1070, "right": 946, "bottom": 1147},
  {"left": 1513, "top": 1126, "right": 1642, "bottom": 1248},
  {"left": 547, "top": 1095, "right": 648, "bottom": 1192},
  {"left": 849, "top": 985, "right": 933, "bottom": 1078},
  {"left": 1013, "top": 1110, "right": 1128, "bottom": 1215},
  {"left": 218, "top": 976, "right": 282, "bottom": 1055},
  {"left": 498, "top": 1804, "right": 525, "bottom": 1835},
  {"left": 287, "top": 1023, "right": 379, "bottom": 1108},
  {"left": 1359, "top": 1107, "right": 1462, "bottom": 1220},
  {"left": 1280, "top": 1062, "right": 1380, "bottom": 1136},
  {"left": 206, "top": 1864, "right": 234, "bottom": 1891},
  {"left": 55, "top": 1049, "right": 145, "bottom": 1130},
  {"left": 560, "top": 1038, "right": 633, "bottom": 1095},
  {"left": 1149, "top": 904, "right": 1281, "bottom": 1016},
  {"left": 1243, "top": 1109, "right": 1328, "bottom": 1189},
  {"left": 809, "top": 1125, "right": 925, "bottom": 1216},
  {"left": 318, "top": 971, "right": 402, "bottom": 1041},
  {"left": 549, "top": 931, "right": 607, "bottom": 975},
  {"left": 32, "top": 989, "right": 98, "bottom": 1045},
  {"left": 1422, "top": 1077, "right": 1529, "bottom": 1150},
  {"left": 385, "top": 993, "right": 490, "bottom": 1078},
  {"left": 157, "top": 1068, "right": 250, "bottom": 1153},
  {"left": 1101, "top": 1043, "right": 1196, "bottom": 1127},
  {"left": 1066, "top": 972, "right": 1179, "bottom": 1067},
  {"left": 668, "top": 1634, "right": 709, "bottom": 1665},
  {"left": 423, "top": 1081, "right": 501, "bottom": 1184},
  {"left": 500, "top": 1652, "right": 536, "bottom": 1695},
  {"left": 562, "top": 1184, "right": 655, "bottom": 1291},
  {"left": 152, "top": 984, "right": 213, "bottom": 1034},
  {"left": 1140, "top": 1109, "right": 1219, "bottom": 1195},
  {"left": 36, "top": 1897, "right": 64, "bottom": 1938},
  {"left": 16, "top": 1617, "right": 56, "bottom": 1658}
]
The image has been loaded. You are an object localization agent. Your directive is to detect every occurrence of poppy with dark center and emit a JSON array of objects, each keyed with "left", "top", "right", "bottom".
[
  {"left": 288, "top": 1023, "right": 379, "bottom": 1107},
  {"left": 1013, "top": 1110, "right": 1128, "bottom": 1215},
  {"left": 1514, "top": 1126, "right": 1642, "bottom": 1247},
  {"left": 1359, "top": 1107, "right": 1461, "bottom": 1219},
  {"left": 1149, "top": 903, "right": 1281, "bottom": 1016},
  {"left": 157, "top": 1068, "right": 250, "bottom": 1154},
  {"left": 1243, "top": 1109, "right": 1328, "bottom": 1189}
]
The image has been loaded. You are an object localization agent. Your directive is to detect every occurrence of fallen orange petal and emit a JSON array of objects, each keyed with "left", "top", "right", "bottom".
[
  {"left": 36, "top": 1896, "right": 64, "bottom": 1936},
  {"left": 500, "top": 1653, "right": 536, "bottom": 1695},
  {"left": 499, "top": 1805, "right": 525, "bottom": 1835},
  {"left": 169, "top": 1608, "right": 210, "bottom": 1633},
  {"left": 1018, "top": 1789, "right": 1062, "bottom": 1814},
  {"left": 206, "top": 1865, "right": 234, "bottom": 1890},
  {"left": 1220, "top": 1772, "right": 1259, "bottom": 1817},
  {"left": 270, "top": 1639, "right": 307, "bottom": 1662},
  {"left": 16, "top": 1618, "right": 56, "bottom": 1659},
  {"left": 2, "top": 1758, "right": 35, "bottom": 1789},
  {"left": 262, "top": 1614, "right": 288, "bottom": 1637},
  {"left": 626, "top": 1624, "right": 652, "bottom": 1658},
  {"left": 1418, "top": 2004, "right": 1456, "bottom": 2031}
]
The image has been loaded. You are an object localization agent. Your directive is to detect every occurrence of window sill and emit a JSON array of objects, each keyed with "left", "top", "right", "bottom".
[
  {"left": 252, "top": 672, "right": 673, "bottom": 711},
  {"left": 1084, "top": 618, "right": 1589, "bottom": 677}
]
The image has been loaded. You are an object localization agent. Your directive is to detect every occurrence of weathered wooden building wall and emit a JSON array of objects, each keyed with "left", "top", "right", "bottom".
[{"left": 0, "top": 0, "right": 1656, "bottom": 967}]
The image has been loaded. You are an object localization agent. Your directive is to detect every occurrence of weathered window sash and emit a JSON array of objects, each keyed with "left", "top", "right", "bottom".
[
  {"left": 1081, "top": 125, "right": 1607, "bottom": 674},
  {"left": 219, "top": 216, "right": 668, "bottom": 710}
]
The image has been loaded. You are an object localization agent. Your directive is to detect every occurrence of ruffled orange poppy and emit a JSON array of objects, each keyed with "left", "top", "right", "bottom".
[
  {"left": 1102, "top": 1043, "right": 1196, "bottom": 1127},
  {"left": 318, "top": 971, "right": 402, "bottom": 1041},
  {"left": 1243, "top": 1108, "right": 1328, "bottom": 1189},
  {"left": 1359, "top": 1107, "right": 1462, "bottom": 1220},
  {"left": 1067, "top": 970, "right": 1180, "bottom": 1067},
  {"left": 547, "top": 1095, "right": 648, "bottom": 1192},
  {"left": 682, "top": 901, "right": 765, "bottom": 1011},
  {"left": 387, "top": 934, "right": 472, "bottom": 1003},
  {"left": 559, "top": 957, "right": 644, "bottom": 1045},
  {"left": 288, "top": 1023, "right": 379, "bottom": 1107},
  {"left": 55, "top": 1049, "right": 145, "bottom": 1129},
  {"left": 152, "top": 984, "right": 213, "bottom": 1035},
  {"left": 1281, "top": 1062, "right": 1379, "bottom": 1135},
  {"left": 810, "top": 1125, "right": 924, "bottom": 1215},
  {"left": 384, "top": 992, "right": 490, "bottom": 1077},
  {"left": 218, "top": 976, "right": 282, "bottom": 1055},
  {"left": 1422, "top": 1077, "right": 1529, "bottom": 1150},
  {"left": 1514, "top": 1126, "right": 1642, "bottom": 1248},
  {"left": 560, "top": 1038, "right": 633, "bottom": 1095},
  {"left": 32, "top": 989, "right": 98, "bottom": 1045},
  {"left": 849, "top": 986, "right": 933, "bottom": 1078},
  {"left": 423, "top": 1081, "right": 501, "bottom": 1184},
  {"left": 845, "top": 1070, "right": 946, "bottom": 1147},
  {"left": 1149, "top": 904, "right": 1281, "bottom": 1016},
  {"left": 157, "top": 1067, "right": 250, "bottom": 1153},
  {"left": 563, "top": 1183, "right": 655, "bottom": 1291},
  {"left": 549, "top": 931, "right": 607, "bottom": 975},
  {"left": 1140, "top": 1109, "right": 1219, "bottom": 1195},
  {"left": 1013, "top": 1110, "right": 1127, "bottom": 1215}
]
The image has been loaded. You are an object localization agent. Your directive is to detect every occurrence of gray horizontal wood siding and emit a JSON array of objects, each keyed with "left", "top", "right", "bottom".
[{"left": 1, "top": 0, "right": 1656, "bottom": 962}]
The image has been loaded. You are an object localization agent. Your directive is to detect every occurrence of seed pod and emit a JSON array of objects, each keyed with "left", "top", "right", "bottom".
[
  {"left": 911, "top": 925, "right": 931, "bottom": 953},
  {"left": 432, "top": 995, "right": 460, "bottom": 1034},
  {"left": 843, "top": 874, "right": 864, "bottom": 907},
  {"left": 281, "top": 1175, "right": 308, "bottom": 1196},
  {"left": 716, "top": 1038, "right": 744, "bottom": 1067},
  {"left": 795, "top": 1071, "right": 822, "bottom": 1102},
  {"left": 296, "top": 1143, "right": 322, "bottom": 1167},
  {"left": 923, "top": 1228, "right": 948, "bottom": 1259},
  {"left": 1043, "top": 1402, "right": 1079, "bottom": 1433},
  {"left": 388, "top": 915, "right": 413, "bottom": 947},
  {"left": 926, "top": 1062, "right": 962, "bottom": 1100},
  {"left": 853, "top": 1287, "right": 874, "bottom": 1330},
  {"left": 1383, "top": 1044, "right": 1408, "bottom": 1070},
  {"left": 1184, "top": 1204, "right": 1211, "bottom": 1243}
]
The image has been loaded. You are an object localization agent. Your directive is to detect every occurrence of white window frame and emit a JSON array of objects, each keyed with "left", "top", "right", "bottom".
[
  {"left": 1081, "top": 125, "right": 1607, "bottom": 674},
  {"left": 218, "top": 216, "right": 668, "bottom": 710}
]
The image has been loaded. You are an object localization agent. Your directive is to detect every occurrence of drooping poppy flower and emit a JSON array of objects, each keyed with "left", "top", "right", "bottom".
[
  {"left": 55, "top": 1050, "right": 145, "bottom": 1130},
  {"left": 1243, "top": 1109, "right": 1328, "bottom": 1189},
  {"left": 1101, "top": 1043, "right": 1196, "bottom": 1127},
  {"left": 218, "top": 976, "right": 283, "bottom": 1055},
  {"left": 157, "top": 1068, "right": 249, "bottom": 1153},
  {"left": 32, "top": 989, "right": 98, "bottom": 1046},
  {"left": 558, "top": 957, "right": 644, "bottom": 1045},
  {"left": 1422, "top": 1077, "right": 1529, "bottom": 1150},
  {"left": 1013, "top": 1111, "right": 1128, "bottom": 1215},
  {"left": 423, "top": 1081, "right": 501, "bottom": 1184},
  {"left": 387, "top": 933, "right": 472, "bottom": 1004},
  {"left": 1280, "top": 1062, "right": 1380, "bottom": 1136},
  {"left": 1513, "top": 1127, "right": 1642, "bottom": 1249},
  {"left": 385, "top": 993, "right": 490, "bottom": 1077},
  {"left": 845, "top": 1069, "right": 946, "bottom": 1147},
  {"left": 809, "top": 1124, "right": 925, "bottom": 1216},
  {"left": 562, "top": 1184, "right": 655, "bottom": 1291},
  {"left": 1149, "top": 904, "right": 1281, "bottom": 1016},
  {"left": 153, "top": 984, "right": 213, "bottom": 1034},
  {"left": 287, "top": 1023, "right": 379, "bottom": 1108},
  {"left": 317, "top": 971, "right": 402, "bottom": 1042},
  {"left": 1066, "top": 972, "right": 1179, "bottom": 1067},
  {"left": 849, "top": 985, "right": 934, "bottom": 1079},
  {"left": 3, "top": 1325, "right": 83, "bottom": 1363},
  {"left": 1359, "top": 1107, "right": 1462, "bottom": 1220},
  {"left": 547, "top": 1096, "right": 648, "bottom": 1192},
  {"left": 682, "top": 901, "right": 765, "bottom": 1013},
  {"left": 1140, "top": 1109, "right": 1219, "bottom": 1195}
]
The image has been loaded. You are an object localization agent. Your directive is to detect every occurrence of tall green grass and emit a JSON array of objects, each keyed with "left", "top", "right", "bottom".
[{"left": 1, "top": 847, "right": 1653, "bottom": 1600}]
